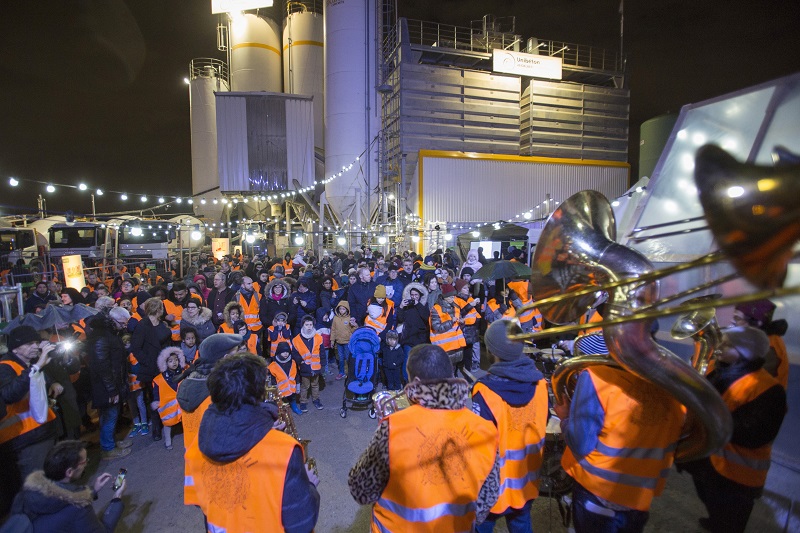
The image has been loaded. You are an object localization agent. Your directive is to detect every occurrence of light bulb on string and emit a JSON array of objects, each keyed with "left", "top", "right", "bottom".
[{"left": 46, "top": 185, "right": 55, "bottom": 193}]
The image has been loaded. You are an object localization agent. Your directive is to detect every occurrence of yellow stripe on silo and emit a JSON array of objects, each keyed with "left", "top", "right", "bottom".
[
  {"left": 231, "top": 42, "right": 281, "bottom": 56},
  {"left": 283, "top": 40, "right": 324, "bottom": 51}
]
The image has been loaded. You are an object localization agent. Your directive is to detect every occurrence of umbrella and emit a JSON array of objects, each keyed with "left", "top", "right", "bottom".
[
  {"left": 1, "top": 304, "right": 100, "bottom": 334},
  {"left": 474, "top": 260, "right": 532, "bottom": 281}
]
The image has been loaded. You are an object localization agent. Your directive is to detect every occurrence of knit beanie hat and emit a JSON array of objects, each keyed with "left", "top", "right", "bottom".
[
  {"left": 735, "top": 300, "right": 776, "bottom": 326},
  {"left": 484, "top": 319, "right": 524, "bottom": 361},
  {"left": 275, "top": 341, "right": 291, "bottom": 355},
  {"left": 723, "top": 326, "right": 770, "bottom": 362},
  {"left": 198, "top": 333, "right": 244, "bottom": 365},
  {"left": 441, "top": 284, "right": 456, "bottom": 297},
  {"left": 374, "top": 285, "right": 387, "bottom": 298},
  {"left": 6, "top": 325, "right": 41, "bottom": 352},
  {"left": 454, "top": 279, "right": 469, "bottom": 293},
  {"left": 460, "top": 267, "right": 475, "bottom": 277}
]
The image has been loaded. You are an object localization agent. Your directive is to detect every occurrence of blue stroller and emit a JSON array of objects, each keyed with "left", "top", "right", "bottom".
[{"left": 340, "top": 326, "right": 381, "bottom": 419}]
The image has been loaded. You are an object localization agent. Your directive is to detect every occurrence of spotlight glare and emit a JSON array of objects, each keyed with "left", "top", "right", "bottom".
[
  {"left": 78, "top": 183, "right": 88, "bottom": 191},
  {"left": 46, "top": 185, "right": 55, "bottom": 193},
  {"left": 121, "top": 194, "right": 128, "bottom": 201},
  {"left": 9, "top": 178, "right": 19, "bottom": 186}
]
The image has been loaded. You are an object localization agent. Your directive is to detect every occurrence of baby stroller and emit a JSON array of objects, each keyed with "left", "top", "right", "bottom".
[{"left": 340, "top": 326, "right": 381, "bottom": 419}]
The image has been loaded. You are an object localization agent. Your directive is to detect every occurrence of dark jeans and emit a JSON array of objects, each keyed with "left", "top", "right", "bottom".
[
  {"left": 385, "top": 368, "right": 402, "bottom": 390},
  {"left": 337, "top": 343, "right": 350, "bottom": 374},
  {"left": 572, "top": 482, "right": 649, "bottom": 533},
  {"left": 476, "top": 499, "right": 533, "bottom": 533},
  {"left": 401, "top": 344, "right": 412, "bottom": 382},
  {"left": 686, "top": 458, "right": 755, "bottom": 533},
  {"left": 99, "top": 404, "right": 120, "bottom": 451},
  {"left": 140, "top": 378, "right": 163, "bottom": 436}
]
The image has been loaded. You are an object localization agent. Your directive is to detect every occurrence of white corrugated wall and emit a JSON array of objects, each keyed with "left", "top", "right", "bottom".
[{"left": 417, "top": 152, "right": 630, "bottom": 223}]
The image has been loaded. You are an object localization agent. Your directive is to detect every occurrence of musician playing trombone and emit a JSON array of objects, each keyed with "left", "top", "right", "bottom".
[
  {"left": 348, "top": 344, "right": 500, "bottom": 532},
  {"left": 472, "top": 320, "right": 549, "bottom": 533}
]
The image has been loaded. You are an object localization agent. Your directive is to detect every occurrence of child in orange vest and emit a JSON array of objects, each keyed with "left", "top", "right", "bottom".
[
  {"left": 233, "top": 320, "right": 259, "bottom": 356},
  {"left": 180, "top": 328, "right": 200, "bottom": 363},
  {"left": 268, "top": 342, "right": 303, "bottom": 415},
  {"left": 292, "top": 315, "right": 324, "bottom": 412},
  {"left": 265, "top": 312, "right": 292, "bottom": 359},
  {"left": 150, "top": 347, "right": 187, "bottom": 450}
]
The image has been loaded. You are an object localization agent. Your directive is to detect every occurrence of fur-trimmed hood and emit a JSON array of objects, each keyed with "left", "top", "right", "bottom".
[
  {"left": 402, "top": 282, "right": 429, "bottom": 305},
  {"left": 264, "top": 278, "right": 291, "bottom": 300},
  {"left": 157, "top": 346, "right": 186, "bottom": 373},
  {"left": 223, "top": 301, "right": 244, "bottom": 326},
  {"left": 21, "top": 470, "right": 94, "bottom": 509},
  {"left": 404, "top": 377, "right": 470, "bottom": 410},
  {"left": 181, "top": 306, "right": 213, "bottom": 326}
]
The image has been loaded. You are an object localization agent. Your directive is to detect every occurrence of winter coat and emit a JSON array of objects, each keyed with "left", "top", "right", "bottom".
[
  {"left": 180, "top": 307, "right": 216, "bottom": 343},
  {"left": 380, "top": 342, "right": 404, "bottom": 370},
  {"left": 289, "top": 290, "right": 317, "bottom": 328},
  {"left": 397, "top": 282, "right": 431, "bottom": 347},
  {"left": 347, "top": 279, "right": 377, "bottom": 326},
  {"left": 460, "top": 250, "right": 483, "bottom": 279},
  {"left": 10, "top": 471, "right": 124, "bottom": 533},
  {"left": 129, "top": 316, "right": 172, "bottom": 382},
  {"left": 259, "top": 279, "right": 294, "bottom": 329},
  {"left": 330, "top": 301, "right": 357, "bottom": 346},
  {"left": 85, "top": 315, "right": 128, "bottom": 409}
]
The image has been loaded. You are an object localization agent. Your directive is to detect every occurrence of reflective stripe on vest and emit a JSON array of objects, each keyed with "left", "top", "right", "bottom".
[
  {"left": 710, "top": 369, "right": 778, "bottom": 488},
  {"left": 0, "top": 360, "right": 57, "bottom": 445},
  {"left": 365, "top": 315, "right": 387, "bottom": 334},
  {"left": 371, "top": 404, "right": 497, "bottom": 533},
  {"left": 429, "top": 304, "right": 466, "bottom": 352},
  {"left": 283, "top": 260, "right": 294, "bottom": 275},
  {"left": 238, "top": 293, "right": 262, "bottom": 331},
  {"left": 268, "top": 327, "right": 291, "bottom": 357},
  {"left": 293, "top": 334, "right": 322, "bottom": 371},
  {"left": 561, "top": 366, "right": 684, "bottom": 511},
  {"left": 454, "top": 297, "right": 480, "bottom": 326},
  {"left": 185, "top": 424, "right": 299, "bottom": 532},
  {"left": 153, "top": 374, "right": 182, "bottom": 427},
  {"left": 473, "top": 380, "right": 548, "bottom": 512},
  {"left": 268, "top": 361, "right": 298, "bottom": 397}
]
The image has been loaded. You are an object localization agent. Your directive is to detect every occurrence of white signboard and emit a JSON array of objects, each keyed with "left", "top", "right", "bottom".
[
  {"left": 212, "top": 0, "right": 273, "bottom": 14},
  {"left": 212, "top": 238, "right": 230, "bottom": 261},
  {"left": 62, "top": 255, "right": 85, "bottom": 291},
  {"left": 492, "top": 50, "right": 562, "bottom": 80}
]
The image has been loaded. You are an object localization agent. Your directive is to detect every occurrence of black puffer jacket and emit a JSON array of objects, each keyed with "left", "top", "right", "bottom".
[
  {"left": 397, "top": 282, "right": 430, "bottom": 347},
  {"left": 85, "top": 315, "right": 128, "bottom": 409}
]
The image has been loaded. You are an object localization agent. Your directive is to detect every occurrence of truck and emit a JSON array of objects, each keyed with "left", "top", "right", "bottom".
[
  {"left": 47, "top": 222, "right": 115, "bottom": 264},
  {"left": 118, "top": 223, "right": 174, "bottom": 260},
  {"left": 0, "top": 227, "right": 48, "bottom": 270}
]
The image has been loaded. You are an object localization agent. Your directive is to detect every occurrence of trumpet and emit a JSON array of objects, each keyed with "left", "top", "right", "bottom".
[
  {"left": 372, "top": 390, "right": 410, "bottom": 419},
  {"left": 266, "top": 385, "right": 317, "bottom": 475}
]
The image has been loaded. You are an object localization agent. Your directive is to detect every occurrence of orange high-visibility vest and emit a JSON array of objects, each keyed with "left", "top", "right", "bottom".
[
  {"left": 153, "top": 373, "right": 182, "bottom": 427},
  {"left": 0, "top": 360, "right": 57, "bottom": 446},
  {"left": 372, "top": 404, "right": 497, "bottom": 533},
  {"left": 243, "top": 333, "right": 258, "bottom": 355},
  {"left": 182, "top": 396, "right": 212, "bottom": 458},
  {"left": 710, "top": 369, "right": 779, "bottom": 488},
  {"left": 429, "top": 304, "right": 466, "bottom": 353},
  {"left": 282, "top": 259, "right": 294, "bottom": 275},
  {"left": 238, "top": 292, "right": 262, "bottom": 332},
  {"left": 579, "top": 308, "right": 603, "bottom": 336},
  {"left": 473, "top": 379, "right": 548, "bottom": 513},
  {"left": 508, "top": 281, "right": 542, "bottom": 332},
  {"left": 267, "top": 326, "right": 292, "bottom": 358},
  {"left": 164, "top": 299, "right": 183, "bottom": 342},
  {"left": 769, "top": 335, "right": 789, "bottom": 391},
  {"left": 561, "top": 366, "right": 685, "bottom": 511},
  {"left": 184, "top": 426, "right": 301, "bottom": 533},
  {"left": 487, "top": 299, "right": 515, "bottom": 321},
  {"left": 268, "top": 361, "right": 298, "bottom": 397},
  {"left": 365, "top": 300, "right": 394, "bottom": 335},
  {"left": 293, "top": 334, "right": 322, "bottom": 371},
  {"left": 454, "top": 296, "right": 480, "bottom": 326},
  {"left": 127, "top": 353, "right": 141, "bottom": 392}
]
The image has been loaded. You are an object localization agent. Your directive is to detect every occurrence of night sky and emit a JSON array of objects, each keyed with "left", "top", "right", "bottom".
[{"left": 1, "top": 0, "right": 798, "bottom": 218}]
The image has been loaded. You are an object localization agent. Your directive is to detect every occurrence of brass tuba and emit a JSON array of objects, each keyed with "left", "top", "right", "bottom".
[
  {"left": 266, "top": 385, "right": 317, "bottom": 475},
  {"left": 372, "top": 390, "right": 410, "bottom": 419},
  {"left": 525, "top": 190, "right": 732, "bottom": 462},
  {"left": 670, "top": 295, "right": 723, "bottom": 375}
]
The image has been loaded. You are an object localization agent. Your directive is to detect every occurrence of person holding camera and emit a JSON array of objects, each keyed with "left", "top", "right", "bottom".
[
  {"left": 0, "top": 326, "right": 61, "bottom": 517},
  {"left": 9, "top": 439, "right": 127, "bottom": 531}
]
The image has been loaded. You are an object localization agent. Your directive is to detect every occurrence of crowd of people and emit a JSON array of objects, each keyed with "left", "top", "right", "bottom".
[{"left": 0, "top": 244, "right": 790, "bottom": 532}]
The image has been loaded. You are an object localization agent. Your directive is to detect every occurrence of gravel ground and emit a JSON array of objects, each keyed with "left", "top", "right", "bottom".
[{"left": 82, "top": 365, "right": 792, "bottom": 532}]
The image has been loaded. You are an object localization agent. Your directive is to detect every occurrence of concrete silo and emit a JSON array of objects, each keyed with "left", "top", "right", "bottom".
[{"left": 229, "top": 12, "right": 282, "bottom": 92}]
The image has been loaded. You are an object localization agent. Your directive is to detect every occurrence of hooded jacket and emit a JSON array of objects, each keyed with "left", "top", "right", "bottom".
[
  {"left": 152, "top": 347, "right": 186, "bottom": 404},
  {"left": 347, "top": 277, "right": 377, "bottom": 326},
  {"left": 220, "top": 301, "right": 243, "bottom": 333},
  {"left": 259, "top": 279, "right": 295, "bottom": 329},
  {"left": 397, "top": 282, "right": 430, "bottom": 346},
  {"left": 330, "top": 301, "right": 356, "bottom": 345},
  {"left": 10, "top": 470, "right": 124, "bottom": 533},
  {"left": 460, "top": 250, "right": 483, "bottom": 279},
  {"left": 180, "top": 306, "right": 215, "bottom": 343},
  {"left": 197, "top": 401, "right": 319, "bottom": 531}
]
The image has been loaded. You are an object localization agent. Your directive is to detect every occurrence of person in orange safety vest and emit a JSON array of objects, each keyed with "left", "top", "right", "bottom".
[
  {"left": 292, "top": 316, "right": 324, "bottom": 412},
  {"left": 554, "top": 361, "right": 686, "bottom": 532},
  {"left": 472, "top": 320, "right": 548, "bottom": 533},
  {"left": 0, "top": 327, "right": 59, "bottom": 516},
  {"left": 731, "top": 300, "right": 789, "bottom": 391},
  {"left": 684, "top": 326, "right": 786, "bottom": 533},
  {"left": 184, "top": 353, "right": 320, "bottom": 532},
  {"left": 268, "top": 341, "right": 303, "bottom": 415},
  {"left": 150, "top": 347, "right": 187, "bottom": 451},
  {"left": 349, "top": 343, "right": 500, "bottom": 532},
  {"left": 507, "top": 280, "right": 542, "bottom": 333},
  {"left": 429, "top": 284, "right": 467, "bottom": 373}
]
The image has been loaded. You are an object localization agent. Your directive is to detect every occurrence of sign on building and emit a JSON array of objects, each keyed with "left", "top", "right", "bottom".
[{"left": 492, "top": 50, "right": 562, "bottom": 80}]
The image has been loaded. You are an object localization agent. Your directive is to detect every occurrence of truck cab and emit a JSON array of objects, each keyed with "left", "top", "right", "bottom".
[
  {"left": 0, "top": 228, "right": 46, "bottom": 268},
  {"left": 48, "top": 222, "right": 114, "bottom": 262},
  {"left": 118, "top": 224, "right": 174, "bottom": 260}
]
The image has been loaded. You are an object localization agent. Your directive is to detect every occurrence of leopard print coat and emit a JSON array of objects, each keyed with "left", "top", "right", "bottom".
[{"left": 348, "top": 377, "right": 501, "bottom": 524}]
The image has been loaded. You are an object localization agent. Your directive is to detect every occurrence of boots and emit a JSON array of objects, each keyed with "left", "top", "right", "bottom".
[{"left": 290, "top": 398, "right": 303, "bottom": 415}]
